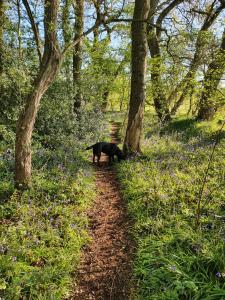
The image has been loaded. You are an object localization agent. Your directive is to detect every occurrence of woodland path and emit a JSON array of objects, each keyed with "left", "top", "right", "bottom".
[{"left": 69, "top": 123, "right": 134, "bottom": 300}]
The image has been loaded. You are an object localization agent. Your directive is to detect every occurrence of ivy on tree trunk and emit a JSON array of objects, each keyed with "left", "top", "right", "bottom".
[
  {"left": 73, "top": 0, "right": 84, "bottom": 114},
  {"left": 197, "top": 28, "right": 225, "bottom": 120}
]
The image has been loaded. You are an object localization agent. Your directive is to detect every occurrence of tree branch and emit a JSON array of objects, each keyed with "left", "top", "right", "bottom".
[
  {"left": 156, "top": 0, "right": 184, "bottom": 38},
  {"left": 22, "top": 0, "right": 42, "bottom": 64}
]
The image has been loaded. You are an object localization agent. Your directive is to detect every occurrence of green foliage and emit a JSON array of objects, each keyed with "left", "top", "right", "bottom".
[
  {"left": 117, "top": 115, "right": 225, "bottom": 299},
  {"left": 0, "top": 139, "right": 96, "bottom": 299},
  {"left": 0, "top": 95, "right": 108, "bottom": 299},
  {"left": 35, "top": 77, "right": 107, "bottom": 149}
]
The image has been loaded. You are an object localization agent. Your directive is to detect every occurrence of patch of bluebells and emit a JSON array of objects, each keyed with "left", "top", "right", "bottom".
[
  {"left": 169, "top": 265, "right": 177, "bottom": 271},
  {"left": 216, "top": 272, "right": 225, "bottom": 278}
]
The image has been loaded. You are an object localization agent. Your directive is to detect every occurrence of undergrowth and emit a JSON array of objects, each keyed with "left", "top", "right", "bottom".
[
  {"left": 118, "top": 115, "right": 225, "bottom": 300},
  {"left": 0, "top": 112, "right": 108, "bottom": 299}
]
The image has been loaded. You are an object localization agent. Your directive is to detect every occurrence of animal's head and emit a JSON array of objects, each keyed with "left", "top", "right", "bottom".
[{"left": 116, "top": 148, "right": 126, "bottom": 160}]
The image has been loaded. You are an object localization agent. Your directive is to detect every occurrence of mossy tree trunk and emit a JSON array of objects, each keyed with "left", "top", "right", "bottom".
[
  {"left": 73, "top": 0, "right": 84, "bottom": 114},
  {"left": 123, "top": 0, "right": 150, "bottom": 154},
  {"left": 0, "top": 0, "right": 4, "bottom": 74},
  {"left": 197, "top": 29, "right": 225, "bottom": 120}
]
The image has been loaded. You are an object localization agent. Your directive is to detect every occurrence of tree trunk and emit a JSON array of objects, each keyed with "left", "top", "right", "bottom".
[
  {"left": 123, "top": 0, "right": 150, "bottom": 154},
  {"left": 197, "top": 29, "right": 225, "bottom": 120},
  {"left": 22, "top": 0, "right": 42, "bottom": 64},
  {"left": 148, "top": 28, "right": 171, "bottom": 122},
  {"left": 0, "top": 0, "right": 4, "bottom": 74},
  {"left": 101, "top": 90, "right": 109, "bottom": 112},
  {"left": 15, "top": 0, "right": 61, "bottom": 188},
  {"left": 16, "top": 0, "right": 22, "bottom": 59},
  {"left": 73, "top": 0, "right": 84, "bottom": 113},
  {"left": 62, "top": 0, "right": 71, "bottom": 45},
  {"left": 15, "top": 0, "right": 101, "bottom": 188},
  {"left": 147, "top": 0, "right": 170, "bottom": 122},
  {"left": 169, "top": 2, "right": 225, "bottom": 116}
]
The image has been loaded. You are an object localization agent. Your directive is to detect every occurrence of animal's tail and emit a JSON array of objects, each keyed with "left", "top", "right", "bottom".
[{"left": 85, "top": 145, "right": 94, "bottom": 150}]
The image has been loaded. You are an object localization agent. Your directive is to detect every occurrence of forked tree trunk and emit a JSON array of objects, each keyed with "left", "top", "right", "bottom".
[
  {"left": 15, "top": 0, "right": 61, "bottom": 188},
  {"left": 147, "top": 0, "right": 184, "bottom": 122},
  {"left": 73, "top": 0, "right": 84, "bottom": 113},
  {"left": 169, "top": 2, "right": 225, "bottom": 116},
  {"left": 123, "top": 0, "right": 150, "bottom": 154},
  {"left": 197, "top": 29, "right": 225, "bottom": 120}
]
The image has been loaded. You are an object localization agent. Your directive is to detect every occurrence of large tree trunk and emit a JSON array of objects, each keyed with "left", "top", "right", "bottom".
[
  {"left": 197, "top": 29, "right": 225, "bottom": 120},
  {"left": 73, "top": 0, "right": 84, "bottom": 113},
  {"left": 0, "top": 0, "right": 4, "bottom": 74},
  {"left": 123, "top": 0, "right": 150, "bottom": 154},
  {"left": 15, "top": 0, "right": 61, "bottom": 188},
  {"left": 170, "top": 1, "right": 225, "bottom": 116}
]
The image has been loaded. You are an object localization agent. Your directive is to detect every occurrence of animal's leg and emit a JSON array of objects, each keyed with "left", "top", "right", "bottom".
[
  {"left": 97, "top": 154, "right": 101, "bottom": 166},
  {"left": 93, "top": 154, "right": 95, "bottom": 163}
]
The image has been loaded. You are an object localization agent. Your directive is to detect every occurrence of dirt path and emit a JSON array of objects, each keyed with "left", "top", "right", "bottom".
[{"left": 69, "top": 123, "right": 134, "bottom": 300}]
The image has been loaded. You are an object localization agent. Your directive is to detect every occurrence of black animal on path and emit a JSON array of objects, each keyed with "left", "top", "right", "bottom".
[{"left": 85, "top": 142, "right": 125, "bottom": 165}]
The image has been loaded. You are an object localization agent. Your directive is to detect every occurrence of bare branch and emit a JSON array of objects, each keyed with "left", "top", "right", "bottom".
[{"left": 156, "top": 0, "right": 185, "bottom": 38}]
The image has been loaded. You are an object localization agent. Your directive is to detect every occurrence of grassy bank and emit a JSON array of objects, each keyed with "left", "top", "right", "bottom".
[{"left": 117, "top": 114, "right": 225, "bottom": 299}]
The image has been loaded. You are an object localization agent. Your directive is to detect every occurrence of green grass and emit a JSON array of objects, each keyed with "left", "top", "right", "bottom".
[{"left": 117, "top": 114, "right": 225, "bottom": 300}]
